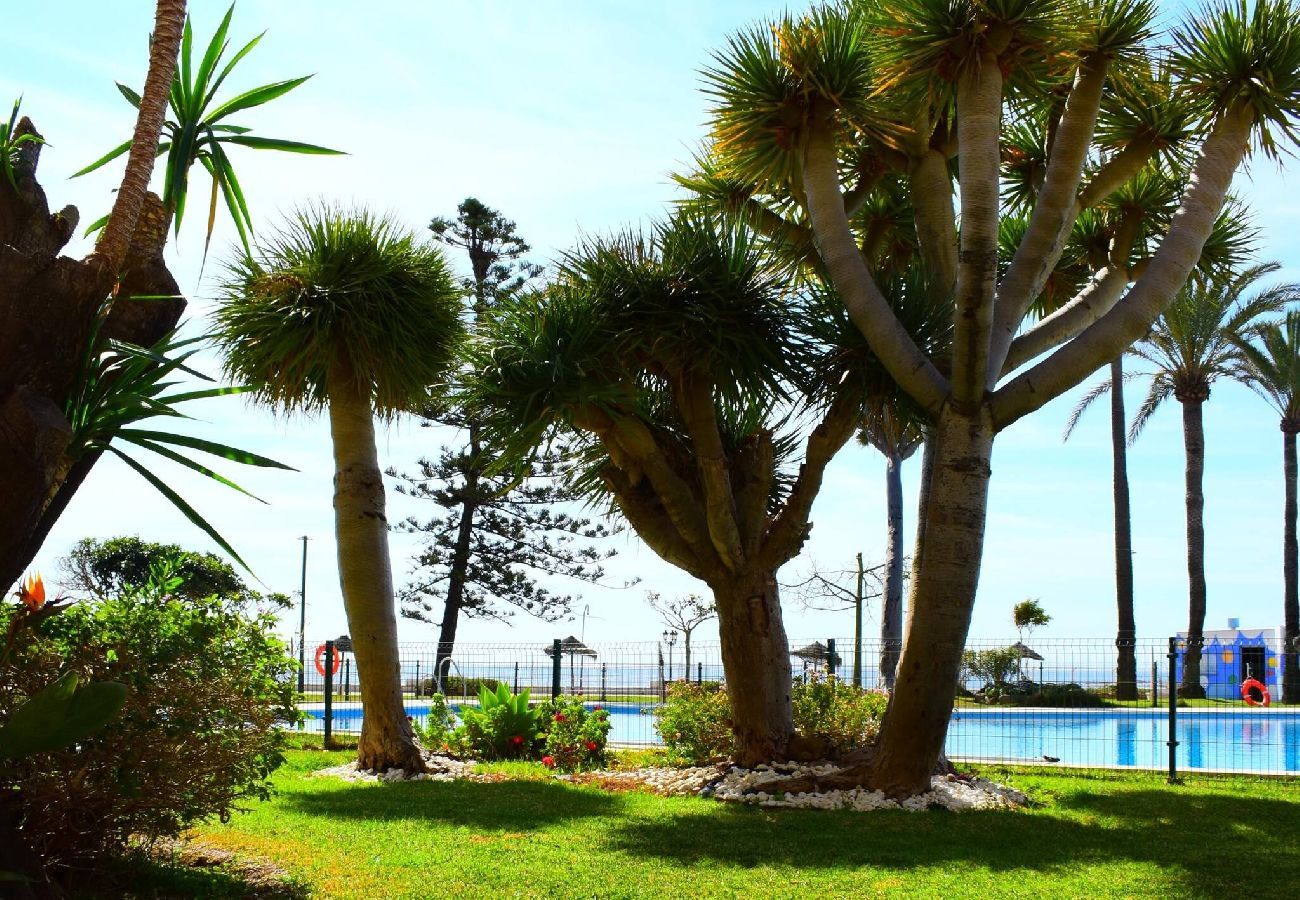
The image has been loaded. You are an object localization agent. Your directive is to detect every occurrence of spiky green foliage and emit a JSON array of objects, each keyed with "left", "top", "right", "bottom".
[
  {"left": 1233, "top": 309, "right": 1300, "bottom": 423},
  {"left": 703, "top": 5, "right": 881, "bottom": 188},
  {"left": 860, "top": 0, "right": 1081, "bottom": 96},
  {"left": 214, "top": 206, "right": 464, "bottom": 418},
  {"left": 76, "top": 4, "right": 342, "bottom": 256},
  {"left": 0, "top": 96, "right": 45, "bottom": 190},
  {"left": 1171, "top": 0, "right": 1300, "bottom": 156},
  {"left": 471, "top": 215, "right": 802, "bottom": 456},
  {"left": 65, "top": 299, "right": 294, "bottom": 570},
  {"left": 1127, "top": 263, "right": 1296, "bottom": 441}
]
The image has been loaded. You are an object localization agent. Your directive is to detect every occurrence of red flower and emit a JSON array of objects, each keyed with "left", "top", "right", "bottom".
[
  {"left": 554, "top": 713, "right": 567, "bottom": 723},
  {"left": 511, "top": 735, "right": 524, "bottom": 746},
  {"left": 585, "top": 741, "right": 599, "bottom": 752},
  {"left": 542, "top": 755, "right": 556, "bottom": 768}
]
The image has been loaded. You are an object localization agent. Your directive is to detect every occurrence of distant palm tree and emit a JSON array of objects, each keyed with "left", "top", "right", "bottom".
[
  {"left": 214, "top": 206, "right": 463, "bottom": 771},
  {"left": 1128, "top": 264, "right": 1292, "bottom": 698},
  {"left": 1234, "top": 308, "right": 1300, "bottom": 704}
]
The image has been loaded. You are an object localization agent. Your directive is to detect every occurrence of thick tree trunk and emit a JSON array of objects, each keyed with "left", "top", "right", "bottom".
[
  {"left": 435, "top": 429, "right": 480, "bottom": 692},
  {"left": 880, "top": 451, "right": 905, "bottom": 690},
  {"left": 868, "top": 408, "right": 994, "bottom": 797},
  {"left": 1179, "top": 397, "right": 1208, "bottom": 699},
  {"left": 711, "top": 570, "right": 794, "bottom": 765},
  {"left": 1111, "top": 358, "right": 1138, "bottom": 700},
  {"left": 1283, "top": 424, "right": 1299, "bottom": 704},
  {"left": 328, "top": 368, "right": 424, "bottom": 772}
]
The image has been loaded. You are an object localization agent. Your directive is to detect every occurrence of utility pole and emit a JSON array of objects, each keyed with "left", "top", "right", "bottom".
[
  {"left": 854, "top": 552, "right": 864, "bottom": 688},
  {"left": 297, "top": 535, "right": 309, "bottom": 694}
]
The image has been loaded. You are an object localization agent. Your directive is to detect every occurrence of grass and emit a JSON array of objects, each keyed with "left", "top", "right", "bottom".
[{"left": 120, "top": 749, "right": 1300, "bottom": 898}]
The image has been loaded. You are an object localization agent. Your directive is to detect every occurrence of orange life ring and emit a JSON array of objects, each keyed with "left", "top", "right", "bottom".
[
  {"left": 314, "top": 643, "right": 341, "bottom": 677},
  {"left": 1241, "top": 677, "right": 1270, "bottom": 707}
]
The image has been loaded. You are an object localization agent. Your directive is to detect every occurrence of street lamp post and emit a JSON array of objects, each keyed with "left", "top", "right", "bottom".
[
  {"left": 663, "top": 629, "right": 678, "bottom": 682},
  {"left": 297, "top": 536, "right": 309, "bottom": 694}
]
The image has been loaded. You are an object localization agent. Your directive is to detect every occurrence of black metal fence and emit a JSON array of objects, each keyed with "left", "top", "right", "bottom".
[{"left": 289, "top": 635, "right": 1299, "bottom": 779}]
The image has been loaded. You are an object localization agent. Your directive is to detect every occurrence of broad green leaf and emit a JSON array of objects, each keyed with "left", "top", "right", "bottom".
[
  {"left": 82, "top": 213, "right": 110, "bottom": 238},
  {"left": 59, "top": 681, "right": 128, "bottom": 745},
  {"left": 0, "top": 673, "right": 78, "bottom": 759}
]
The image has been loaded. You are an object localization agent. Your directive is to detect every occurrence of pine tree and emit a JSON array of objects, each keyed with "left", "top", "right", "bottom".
[{"left": 395, "top": 199, "right": 620, "bottom": 687}]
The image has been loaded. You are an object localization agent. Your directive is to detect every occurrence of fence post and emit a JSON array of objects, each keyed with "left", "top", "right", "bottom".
[
  {"left": 514, "top": 662, "right": 520, "bottom": 695},
  {"left": 1167, "top": 636, "right": 1179, "bottom": 783},
  {"left": 697, "top": 662, "right": 702, "bottom": 685},
  {"left": 323, "top": 639, "right": 334, "bottom": 747},
  {"left": 343, "top": 657, "right": 351, "bottom": 702},
  {"left": 414, "top": 660, "right": 420, "bottom": 699},
  {"left": 1151, "top": 659, "right": 1158, "bottom": 708},
  {"left": 552, "top": 639, "right": 562, "bottom": 700},
  {"left": 827, "top": 639, "right": 837, "bottom": 678},
  {"left": 599, "top": 663, "right": 607, "bottom": 703}
]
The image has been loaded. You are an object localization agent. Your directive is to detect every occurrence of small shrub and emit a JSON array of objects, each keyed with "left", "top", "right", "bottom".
[
  {"left": 536, "top": 697, "right": 612, "bottom": 771},
  {"left": 654, "top": 682, "right": 734, "bottom": 765},
  {"left": 791, "top": 674, "right": 888, "bottom": 752},
  {"left": 412, "top": 693, "right": 457, "bottom": 751},
  {"left": 656, "top": 677, "right": 891, "bottom": 765},
  {"left": 1007, "top": 683, "right": 1108, "bottom": 708},
  {"left": 961, "top": 647, "right": 1024, "bottom": 698},
  {"left": 421, "top": 675, "right": 501, "bottom": 697},
  {"left": 0, "top": 563, "right": 297, "bottom": 866},
  {"left": 453, "top": 685, "right": 539, "bottom": 759}
]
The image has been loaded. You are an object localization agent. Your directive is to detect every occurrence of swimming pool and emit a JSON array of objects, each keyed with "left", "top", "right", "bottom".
[{"left": 298, "top": 702, "right": 1300, "bottom": 775}]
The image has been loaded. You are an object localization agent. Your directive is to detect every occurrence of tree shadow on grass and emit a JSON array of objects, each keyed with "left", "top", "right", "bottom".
[
  {"left": 284, "top": 778, "right": 622, "bottom": 831},
  {"left": 606, "top": 788, "right": 1300, "bottom": 895}
]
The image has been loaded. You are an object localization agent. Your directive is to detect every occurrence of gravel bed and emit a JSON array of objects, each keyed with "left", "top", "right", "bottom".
[{"left": 314, "top": 755, "right": 1028, "bottom": 811}]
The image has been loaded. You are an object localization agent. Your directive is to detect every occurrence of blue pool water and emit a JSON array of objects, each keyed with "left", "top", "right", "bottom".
[{"left": 299, "top": 703, "right": 1300, "bottom": 775}]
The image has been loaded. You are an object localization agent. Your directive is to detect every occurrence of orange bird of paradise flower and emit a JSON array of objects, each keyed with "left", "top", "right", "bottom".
[{"left": 18, "top": 571, "right": 46, "bottom": 611}]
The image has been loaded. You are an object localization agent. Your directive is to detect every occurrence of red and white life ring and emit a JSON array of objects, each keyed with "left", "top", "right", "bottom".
[
  {"left": 314, "top": 643, "right": 341, "bottom": 677},
  {"left": 1241, "top": 677, "right": 1270, "bottom": 707}
]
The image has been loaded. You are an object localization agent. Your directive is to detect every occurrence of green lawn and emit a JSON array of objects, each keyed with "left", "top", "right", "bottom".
[{"left": 138, "top": 750, "right": 1299, "bottom": 898}]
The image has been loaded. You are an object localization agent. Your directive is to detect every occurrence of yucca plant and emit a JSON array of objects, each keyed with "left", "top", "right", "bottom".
[
  {"left": 76, "top": 3, "right": 341, "bottom": 259},
  {"left": 213, "top": 205, "right": 463, "bottom": 773},
  {"left": 63, "top": 297, "right": 294, "bottom": 570},
  {"left": 0, "top": 97, "right": 45, "bottom": 190}
]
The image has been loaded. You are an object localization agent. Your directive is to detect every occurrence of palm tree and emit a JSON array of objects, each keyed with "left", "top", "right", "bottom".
[
  {"left": 858, "top": 413, "right": 920, "bottom": 691},
  {"left": 1126, "top": 264, "right": 1292, "bottom": 697},
  {"left": 214, "top": 206, "right": 463, "bottom": 772},
  {"left": 1234, "top": 309, "right": 1300, "bottom": 704}
]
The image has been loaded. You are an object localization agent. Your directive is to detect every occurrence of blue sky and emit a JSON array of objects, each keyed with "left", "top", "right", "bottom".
[{"left": 2, "top": 1, "right": 1296, "bottom": 650}]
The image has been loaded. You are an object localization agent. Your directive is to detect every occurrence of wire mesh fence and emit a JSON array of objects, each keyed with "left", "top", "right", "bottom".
[{"left": 289, "top": 634, "right": 1299, "bottom": 778}]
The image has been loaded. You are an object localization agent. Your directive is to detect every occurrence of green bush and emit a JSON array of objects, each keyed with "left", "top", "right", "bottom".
[
  {"left": 791, "top": 674, "right": 889, "bottom": 752},
  {"left": 412, "top": 693, "right": 457, "bottom": 751},
  {"left": 1004, "top": 682, "right": 1108, "bottom": 708},
  {"left": 453, "top": 685, "right": 540, "bottom": 759},
  {"left": 0, "top": 564, "right": 297, "bottom": 865},
  {"left": 960, "top": 647, "right": 1024, "bottom": 698},
  {"left": 654, "top": 682, "right": 734, "bottom": 765},
  {"left": 420, "top": 675, "right": 501, "bottom": 697},
  {"left": 536, "top": 697, "right": 612, "bottom": 771},
  {"left": 655, "top": 677, "right": 891, "bottom": 765}
]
